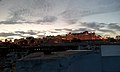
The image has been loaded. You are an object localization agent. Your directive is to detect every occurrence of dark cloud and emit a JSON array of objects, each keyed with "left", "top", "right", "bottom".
[
  {"left": 0, "top": 8, "right": 33, "bottom": 24},
  {"left": 36, "top": 16, "right": 57, "bottom": 24},
  {"left": 49, "top": 31, "right": 58, "bottom": 33},
  {"left": 15, "top": 30, "right": 37, "bottom": 35},
  {"left": 54, "top": 28, "right": 94, "bottom": 33},
  {"left": 25, "top": 30, "right": 37, "bottom": 35},
  {"left": 71, "top": 28, "right": 94, "bottom": 33},
  {"left": 24, "top": 21, "right": 34, "bottom": 24},
  {"left": 80, "top": 22, "right": 117, "bottom": 33},
  {"left": 0, "top": 0, "right": 57, "bottom": 25},
  {"left": 98, "top": 29, "right": 115, "bottom": 34},
  {"left": 54, "top": 28, "right": 73, "bottom": 32},
  {"left": 0, "top": 16, "right": 57, "bottom": 24},
  {"left": 37, "top": 35, "right": 45, "bottom": 38},
  {"left": 108, "top": 23, "right": 120, "bottom": 31},
  {"left": 6, "top": 30, "right": 42, "bottom": 38},
  {"left": 65, "top": 19, "right": 78, "bottom": 24},
  {"left": 8, "top": 9, "right": 27, "bottom": 22},
  {"left": 15, "top": 31, "right": 25, "bottom": 34},
  {"left": 43, "top": 16, "right": 57, "bottom": 22},
  {"left": 0, "top": 21, "right": 34, "bottom": 24},
  {"left": 0, "top": 8, "right": 32, "bottom": 24},
  {"left": 32, "top": 0, "right": 54, "bottom": 11},
  {"left": 54, "top": 28, "right": 93, "bottom": 33},
  {"left": 7, "top": 37, "right": 14, "bottom": 39},
  {"left": 54, "top": 29, "right": 62, "bottom": 31},
  {"left": 0, "top": 21, "right": 22, "bottom": 24},
  {"left": 0, "top": 32, "right": 21, "bottom": 37},
  {"left": 54, "top": 28, "right": 95, "bottom": 33},
  {"left": 63, "top": 28, "right": 73, "bottom": 31},
  {"left": 81, "top": 22, "right": 105, "bottom": 30}
]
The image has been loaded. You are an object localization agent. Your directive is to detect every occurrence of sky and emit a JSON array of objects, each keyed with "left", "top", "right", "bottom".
[{"left": 0, "top": 0, "right": 120, "bottom": 40}]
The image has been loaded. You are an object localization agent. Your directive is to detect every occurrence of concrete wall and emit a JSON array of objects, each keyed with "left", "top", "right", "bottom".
[
  {"left": 101, "top": 45, "right": 120, "bottom": 72},
  {"left": 101, "top": 45, "right": 120, "bottom": 56},
  {"left": 102, "top": 56, "right": 120, "bottom": 72}
]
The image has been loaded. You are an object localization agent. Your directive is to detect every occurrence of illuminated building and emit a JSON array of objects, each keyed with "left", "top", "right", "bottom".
[{"left": 64, "top": 31, "right": 101, "bottom": 40}]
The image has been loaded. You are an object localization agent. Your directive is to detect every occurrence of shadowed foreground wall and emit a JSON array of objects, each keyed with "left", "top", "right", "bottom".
[{"left": 16, "top": 52, "right": 102, "bottom": 72}]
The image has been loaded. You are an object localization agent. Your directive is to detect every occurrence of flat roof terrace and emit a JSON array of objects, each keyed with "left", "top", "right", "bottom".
[{"left": 20, "top": 50, "right": 92, "bottom": 61}]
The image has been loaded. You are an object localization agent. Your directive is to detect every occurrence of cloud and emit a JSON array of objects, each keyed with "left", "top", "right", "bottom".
[
  {"left": 15, "top": 31, "right": 25, "bottom": 34},
  {"left": 2, "top": 0, "right": 57, "bottom": 24},
  {"left": 0, "top": 21, "right": 22, "bottom": 24},
  {"left": 54, "top": 28, "right": 73, "bottom": 32},
  {"left": 81, "top": 22, "right": 106, "bottom": 29},
  {"left": 50, "top": 31, "right": 58, "bottom": 33},
  {"left": 53, "top": 23, "right": 116, "bottom": 34},
  {"left": 54, "top": 29, "right": 62, "bottom": 31},
  {"left": 71, "top": 28, "right": 94, "bottom": 33},
  {"left": 65, "top": 19, "right": 78, "bottom": 24},
  {"left": 63, "top": 28, "right": 73, "bottom": 31},
  {"left": 0, "top": 32, "right": 21, "bottom": 37},
  {"left": 15, "top": 30, "right": 37, "bottom": 35},
  {"left": 0, "top": 20, "right": 34, "bottom": 24},
  {"left": 1, "top": 30, "right": 42, "bottom": 38},
  {"left": 98, "top": 29, "right": 115, "bottom": 34},
  {"left": 0, "top": 8, "right": 32, "bottom": 24},
  {"left": 54, "top": 27, "right": 95, "bottom": 34},
  {"left": 80, "top": 22, "right": 117, "bottom": 34},
  {"left": 8, "top": 9, "right": 27, "bottom": 21},
  {"left": 108, "top": 23, "right": 120, "bottom": 31},
  {"left": 61, "top": 0, "right": 120, "bottom": 23},
  {"left": 54, "top": 28, "right": 93, "bottom": 33},
  {"left": 36, "top": 16, "right": 57, "bottom": 24},
  {"left": 43, "top": 16, "right": 57, "bottom": 22},
  {"left": 25, "top": 30, "right": 37, "bottom": 35},
  {"left": 0, "top": 0, "right": 120, "bottom": 25},
  {"left": 0, "top": 15, "right": 57, "bottom": 24}
]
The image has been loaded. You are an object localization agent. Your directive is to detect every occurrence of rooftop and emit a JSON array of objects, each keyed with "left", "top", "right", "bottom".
[{"left": 20, "top": 50, "right": 92, "bottom": 61}]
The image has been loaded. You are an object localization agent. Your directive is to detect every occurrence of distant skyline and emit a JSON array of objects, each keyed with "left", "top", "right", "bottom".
[{"left": 0, "top": 0, "right": 120, "bottom": 40}]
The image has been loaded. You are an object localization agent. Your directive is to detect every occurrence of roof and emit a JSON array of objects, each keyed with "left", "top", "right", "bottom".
[{"left": 20, "top": 50, "right": 92, "bottom": 61}]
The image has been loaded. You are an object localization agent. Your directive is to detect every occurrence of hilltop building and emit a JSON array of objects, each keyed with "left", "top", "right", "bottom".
[{"left": 64, "top": 31, "right": 102, "bottom": 41}]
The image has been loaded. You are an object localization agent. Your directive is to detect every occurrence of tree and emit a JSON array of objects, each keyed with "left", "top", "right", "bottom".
[
  {"left": 108, "top": 38, "right": 116, "bottom": 42},
  {"left": 71, "top": 38, "right": 81, "bottom": 42}
]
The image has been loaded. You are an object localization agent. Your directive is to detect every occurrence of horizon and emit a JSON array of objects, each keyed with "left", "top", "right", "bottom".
[{"left": 0, "top": 30, "right": 117, "bottom": 42}]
